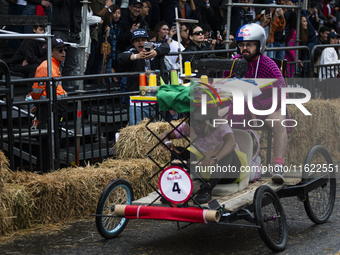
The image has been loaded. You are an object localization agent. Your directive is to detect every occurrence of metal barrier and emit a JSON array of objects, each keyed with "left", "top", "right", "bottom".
[
  {"left": 0, "top": 35, "right": 331, "bottom": 172},
  {"left": 0, "top": 60, "right": 14, "bottom": 170},
  {"left": 0, "top": 69, "right": 158, "bottom": 172},
  {"left": 310, "top": 44, "right": 340, "bottom": 99},
  {"left": 165, "top": 45, "right": 311, "bottom": 77}
]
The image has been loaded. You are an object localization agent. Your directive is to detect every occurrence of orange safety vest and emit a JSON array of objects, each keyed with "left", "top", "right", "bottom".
[{"left": 31, "top": 57, "right": 67, "bottom": 100}]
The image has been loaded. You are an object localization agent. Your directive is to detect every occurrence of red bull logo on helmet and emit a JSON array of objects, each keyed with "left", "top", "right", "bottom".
[{"left": 238, "top": 28, "right": 250, "bottom": 37}]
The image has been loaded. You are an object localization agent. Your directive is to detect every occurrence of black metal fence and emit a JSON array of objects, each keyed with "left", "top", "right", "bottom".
[
  {"left": 1, "top": 44, "right": 340, "bottom": 171},
  {"left": 0, "top": 64, "right": 145, "bottom": 172}
]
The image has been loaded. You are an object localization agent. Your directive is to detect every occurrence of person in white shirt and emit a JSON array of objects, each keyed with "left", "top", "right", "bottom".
[
  {"left": 82, "top": 5, "right": 102, "bottom": 70},
  {"left": 319, "top": 31, "right": 340, "bottom": 81}
]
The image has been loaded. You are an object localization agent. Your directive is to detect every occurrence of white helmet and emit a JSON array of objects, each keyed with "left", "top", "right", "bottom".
[{"left": 235, "top": 23, "right": 267, "bottom": 55}]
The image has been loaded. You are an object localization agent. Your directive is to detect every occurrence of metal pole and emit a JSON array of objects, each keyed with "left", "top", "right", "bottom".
[
  {"left": 74, "top": 1, "right": 89, "bottom": 166},
  {"left": 46, "top": 25, "right": 55, "bottom": 170},
  {"left": 175, "top": 7, "right": 183, "bottom": 76},
  {"left": 175, "top": 11, "right": 182, "bottom": 81},
  {"left": 225, "top": 0, "right": 232, "bottom": 50},
  {"left": 296, "top": 1, "right": 301, "bottom": 75}
]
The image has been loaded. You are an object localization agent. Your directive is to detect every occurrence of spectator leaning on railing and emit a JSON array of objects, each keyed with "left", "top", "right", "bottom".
[
  {"left": 319, "top": 31, "right": 340, "bottom": 81},
  {"left": 313, "top": 25, "right": 331, "bottom": 77}
]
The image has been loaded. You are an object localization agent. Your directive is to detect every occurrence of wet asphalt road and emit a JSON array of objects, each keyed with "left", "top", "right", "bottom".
[{"left": 1, "top": 182, "right": 340, "bottom": 255}]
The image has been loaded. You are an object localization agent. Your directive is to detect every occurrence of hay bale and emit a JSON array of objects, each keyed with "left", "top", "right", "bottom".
[
  {"left": 286, "top": 98, "right": 340, "bottom": 165},
  {"left": 0, "top": 159, "right": 160, "bottom": 236},
  {"left": 0, "top": 150, "right": 10, "bottom": 192},
  {"left": 114, "top": 119, "right": 190, "bottom": 162},
  {"left": 258, "top": 98, "right": 340, "bottom": 166}
]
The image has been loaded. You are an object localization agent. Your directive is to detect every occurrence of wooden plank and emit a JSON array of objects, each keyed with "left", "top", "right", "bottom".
[
  {"left": 0, "top": 15, "right": 49, "bottom": 26},
  {"left": 133, "top": 177, "right": 302, "bottom": 210},
  {"left": 219, "top": 181, "right": 279, "bottom": 211}
]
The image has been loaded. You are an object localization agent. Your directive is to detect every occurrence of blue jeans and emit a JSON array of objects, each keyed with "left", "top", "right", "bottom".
[
  {"left": 273, "top": 41, "right": 285, "bottom": 60},
  {"left": 120, "top": 77, "right": 127, "bottom": 104},
  {"left": 129, "top": 103, "right": 156, "bottom": 126},
  {"left": 265, "top": 42, "right": 274, "bottom": 58},
  {"left": 99, "top": 57, "right": 112, "bottom": 74}
]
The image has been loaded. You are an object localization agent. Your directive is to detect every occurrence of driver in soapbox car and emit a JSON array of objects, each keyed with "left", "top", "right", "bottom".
[{"left": 159, "top": 106, "right": 249, "bottom": 204}]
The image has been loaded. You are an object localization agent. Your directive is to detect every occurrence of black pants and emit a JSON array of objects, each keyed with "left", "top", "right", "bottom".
[
  {"left": 35, "top": 103, "right": 65, "bottom": 173},
  {"left": 172, "top": 147, "right": 242, "bottom": 187}
]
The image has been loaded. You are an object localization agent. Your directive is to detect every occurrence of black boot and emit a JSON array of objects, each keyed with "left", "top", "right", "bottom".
[{"left": 195, "top": 183, "right": 213, "bottom": 204}]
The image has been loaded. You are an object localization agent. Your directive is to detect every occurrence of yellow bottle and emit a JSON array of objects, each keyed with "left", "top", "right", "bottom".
[
  {"left": 201, "top": 75, "right": 208, "bottom": 85},
  {"left": 184, "top": 61, "right": 192, "bottom": 76}
]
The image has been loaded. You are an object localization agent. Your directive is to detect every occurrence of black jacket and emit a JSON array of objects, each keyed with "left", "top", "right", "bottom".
[
  {"left": 117, "top": 42, "right": 170, "bottom": 92},
  {"left": 51, "top": 0, "right": 82, "bottom": 34},
  {"left": 182, "top": 40, "right": 213, "bottom": 63},
  {"left": 10, "top": 39, "right": 46, "bottom": 65},
  {"left": 314, "top": 36, "right": 328, "bottom": 61},
  {"left": 118, "top": 13, "right": 146, "bottom": 53}
]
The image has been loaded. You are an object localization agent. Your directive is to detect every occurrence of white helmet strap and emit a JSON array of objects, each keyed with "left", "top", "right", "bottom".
[{"left": 255, "top": 54, "right": 261, "bottom": 79}]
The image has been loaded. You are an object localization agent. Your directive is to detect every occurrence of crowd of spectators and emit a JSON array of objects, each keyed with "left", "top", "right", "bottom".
[{"left": 2, "top": 0, "right": 340, "bottom": 85}]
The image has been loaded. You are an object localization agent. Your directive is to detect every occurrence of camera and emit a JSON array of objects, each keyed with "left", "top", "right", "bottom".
[
  {"left": 244, "top": 13, "right": 253, "bottom": 23},
  {"left": 143, "top": 42, "right": 152, "bottom": 52},
  {"left": 172, "top": 23, "right": 176, "bottom": 31}
]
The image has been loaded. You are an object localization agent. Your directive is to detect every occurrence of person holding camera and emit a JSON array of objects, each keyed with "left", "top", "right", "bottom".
[
  {"left": 255, "top": 0, "right": 286, "bottom": 58},
  {"left": 230, "top": 0, "right": 254, "bottom": 36},
  {"left": 117, "top": 28, "right": 170, "bottom": 125},
  {"left": 273, "top": 0, "right": 296, "bottom": 60}
]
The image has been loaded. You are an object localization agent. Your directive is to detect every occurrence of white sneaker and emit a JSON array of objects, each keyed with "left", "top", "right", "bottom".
[{"left": 271, "top": 164, "right": 284, "bottom": 184}]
